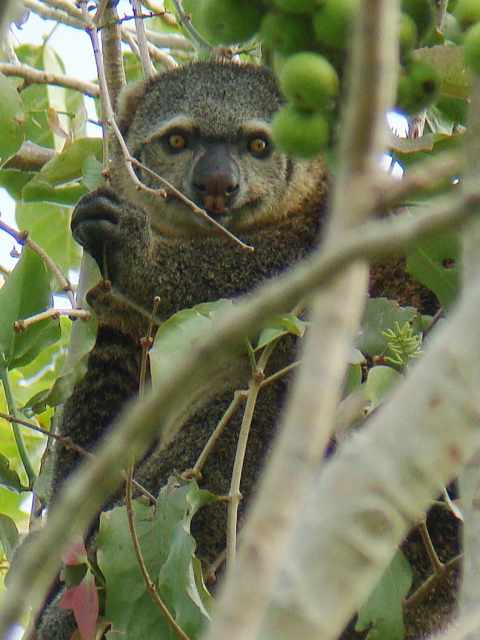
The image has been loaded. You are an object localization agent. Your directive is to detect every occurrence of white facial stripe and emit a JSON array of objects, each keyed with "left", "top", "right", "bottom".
[
  {"left": 143, "top": 115, "right": 196, "bottom": 145},
  {"left": 240, "top": 119, "right": 272, "bottom": 138}
]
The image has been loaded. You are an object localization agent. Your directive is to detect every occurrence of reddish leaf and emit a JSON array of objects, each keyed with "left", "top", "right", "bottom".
[
  {"left": 63, "top": 538, "right": 87, "bottom": 566},
  {"left": 59, "top": 571, "right": 99, "bottom": 640}
]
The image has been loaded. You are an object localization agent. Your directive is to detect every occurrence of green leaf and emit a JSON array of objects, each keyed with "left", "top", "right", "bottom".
[
  {"left": 21, "top": 138, "right": 103, "bottom": 206},
  {"left": 0, "top": 169, "right": 35, "bottom": 200},
  {"left": 0, "top": 454, "right": 23, "bottom": 493},
  {"left": 356, "top": 299, "right": 421, "bottom": 358},
  {"left": 364, "top": 366, "right": 402, "bottom": 409},
  {"left": 0, "top": 247, "right": 60, "bottom": 370},
  {"left": 16, "top": 45, "right": 54, "bottom": 149},
  {"left": 97, "top": 480, "right": 215, "bottom": 640},
  {"left": 150, "top": 299, "right": 236, "bottom": 389},
  {"left": 0, "top": 513, "right": 19, "bottom": 560},
  {"left": 255, "top": 313, "right": 306, "bottom": 350},
  {"left": 406, "top": 229, "right": 460, "bottom": 308},
  {"left": 356, "top": 550, "right": 413, "bottom": 640},
  {"left": 16, "top": 202, "right": 81, "bottom": 275},
  {"left": 82, "top": 155, "right": 104, "bottom": 191},
  {"left": 0, "top": 74, "right": 26, "bottom": 163},
  {"left": 344, "top": 364, "right": 362, "bottom": 396}
]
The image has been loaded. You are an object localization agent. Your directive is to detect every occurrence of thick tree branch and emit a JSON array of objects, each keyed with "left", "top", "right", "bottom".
[
  {"left": 1, "top": 188, "right": 477, "bottom": 630},
  {"left": 259, "top": 276, "right": 480, "bottom": 640},
  {"left": 204, "top": 3, "right": 400, "bottom": 639}
]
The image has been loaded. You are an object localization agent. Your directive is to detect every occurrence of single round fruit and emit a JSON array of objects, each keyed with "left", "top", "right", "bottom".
[
  {"left": 199, "top": 0, "right": 263, "bottom": 45},
  {"left": 279, "top": 52, "right": 339, "bottom": 111},
  {"left": 401, "top": 0, "right": 434, "bottom": 41},
  {"left": 272, "top": 0, "right": 317, "bottom": 14},
  {"left": 261, "top": 12, "right": 314, "bottom": 54},
  {"left": 396, "top": 61, "right": 440, "bottom": 114},
  {"left": 464, "top": 22, "right": 480, "bottom": 74},
  {"left": 272, "top": 105, "right": 329, "bottom": 157},
  {"left": 313, "top": 0, "right": 359, "bottom": 50},
  {"left": 454, "top": 0, "right": 480, "bottom": 29},
  {"left": 399, "top": 13, "right": 418, "bottom": 57}
]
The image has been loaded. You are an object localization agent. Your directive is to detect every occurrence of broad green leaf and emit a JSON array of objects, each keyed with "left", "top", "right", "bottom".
[
  {"left": 43, "top": 45, "right": 69, "bottom": 150},
  {"left": 255, "top": 313, "right": 306, "bottom": 350},
  {"left": 97, "top": 480, "right": 215, "bottom": 640},
  {"left": 344, "top": 364, "right": 362, "bottom": 396},
  {"left": 0, "top": 74, "right": 26, "bottom": 163},
  {"left": 356, "top": 299, "right": 421, "bottom": 358},
  {"left": 356, "top": 550, "right": 413, "bottom": 640},
  {"left": 364, "top": 366, "right": 402, "bottom": 409},
  {"left": 16, "top": 45, "right": 54, "bottom": 149},
  {"left": 82, "top": 155, "right": 104, "bottom": 191},
  {"left": 0, "top": 454, "right": 23, "bottom": 493},
  {"left": 0, "top": 513, "right": 19, "bottom": 560},
  {"left": 22, "top": 138, "right": 103, "bottom": 206},
  {"left": 150, "top": 299, "right": 236, "bottom": 389},
  {"left": 0, "top": 247, "right": 59, "bottom": 370},
  {"left": 23, "top": 138, "right": 102, "bottom": 187},
  {"left": 0, "top": 169, "right": 35, "bottom": 200},
  {"left": 16, "top": 202, "right": 81, "bottom": 275},
  {"left": 406, "top": 229, "right": 460, "bottom": 308}
]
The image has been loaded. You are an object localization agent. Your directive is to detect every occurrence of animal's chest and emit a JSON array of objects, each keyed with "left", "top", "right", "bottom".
[{"left": 152, "top": 216, "right": 321, "bottom": 318}]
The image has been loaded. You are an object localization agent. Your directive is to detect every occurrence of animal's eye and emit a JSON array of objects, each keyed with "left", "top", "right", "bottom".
[
  {"left": 166, "top": 132, "right": 188, "bottom": 152},
  {"left": 247, "top": 136, "right": 270, "bottom": 158}
]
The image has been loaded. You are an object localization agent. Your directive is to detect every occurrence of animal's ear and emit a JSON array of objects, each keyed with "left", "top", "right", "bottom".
[{"left": 116, "top": 78, "right": 150, "bottom": 133}]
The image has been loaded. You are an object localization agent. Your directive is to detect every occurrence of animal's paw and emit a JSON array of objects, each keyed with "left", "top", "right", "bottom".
[{"left": 71, "top": 188, "right": 123, "bottom": 267}]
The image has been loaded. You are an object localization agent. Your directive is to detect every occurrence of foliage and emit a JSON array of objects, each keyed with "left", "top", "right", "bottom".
[{"left": 0, "top": 0, "right": 475, "bottom": 638}]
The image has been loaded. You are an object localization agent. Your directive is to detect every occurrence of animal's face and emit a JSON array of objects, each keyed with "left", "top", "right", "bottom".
[{"left": 121, "top": 63, "right": 297, "bottom": 234}]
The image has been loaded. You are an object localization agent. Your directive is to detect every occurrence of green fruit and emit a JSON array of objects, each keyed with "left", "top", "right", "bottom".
[
  {"left": 454, "top": 0, "right": 480, "bottom": 29},
  {"left": 313, "top": 0, "right": 359, "bottom": 50},
  {"left": 272, "top": 105, "right": 329, "bottom": 157},
  {"left": 199, "top": 0, "right": 263, "bottom": 45},
  {"left": 401, "top": 0, "right": 434, "bottom": 41},
  {"left": 279, "top": 52, "right": 339, "bottom": 111},
  {"left": 272, "top": 0, "right": 317, "bottom": 14},
  {"left": 399, "top": 13, "right": 418, "bottom": 57},
  {"left": 464, "top": 23, "right": 480, "bottom": 74},
  {"left": 261, "top": 12, "right": 314, "bottom": 54},
  {"left": 396, "top": 61, "right": 440, "bottom": 114},
  {"left": 442, "top": 13, "right": 462, "bottom": 44}
]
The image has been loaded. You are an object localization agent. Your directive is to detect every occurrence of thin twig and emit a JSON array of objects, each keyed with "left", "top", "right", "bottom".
[
  {"left": 0, "top": 410, "right": 155, "bottom": 502},
  {"left": 259, "top": 360, "right": 302, "bottom": 389},
  {"left": 125, "top": 464, "right": 191, "bottom": 640},
  {"left": 0, "top": 218, "right": 75, "bottom": 308},
  {"left": 405, "top": 554, "right": 462, "bottom": 610},
  {"left": 0, "top": 370, "right": 36, "bottom": 488},
  {"left": 14, "top": 308, "right": 90, "bottom": 332},
  {"left": 130, "top": 0, "right": 155, "bottom": 77},
  {"left": 171, "top": 0, "right": 211, "bottom": 51},
  {"left": 418, "top": 518, "right": 444, "bottom": 574},
  {"left": 184, "top": 390, "right": 247, "bottom": 480},
  {"left": 226, "top": 341, "right": 277, "bottom": 569},
  {"left": 139, "top": 297, "right": 161, "bottom": 398},
  {"left": 423, "top": 307, "right": 444, "bottom": 337}
]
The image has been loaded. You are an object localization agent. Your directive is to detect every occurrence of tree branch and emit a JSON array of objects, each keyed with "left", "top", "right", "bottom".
[
  {"left": 0, "top": 62, "right": 99, "bottom": 96},
  {"left": 4, "top": 72, "right": 478, "bottom": 640}
]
